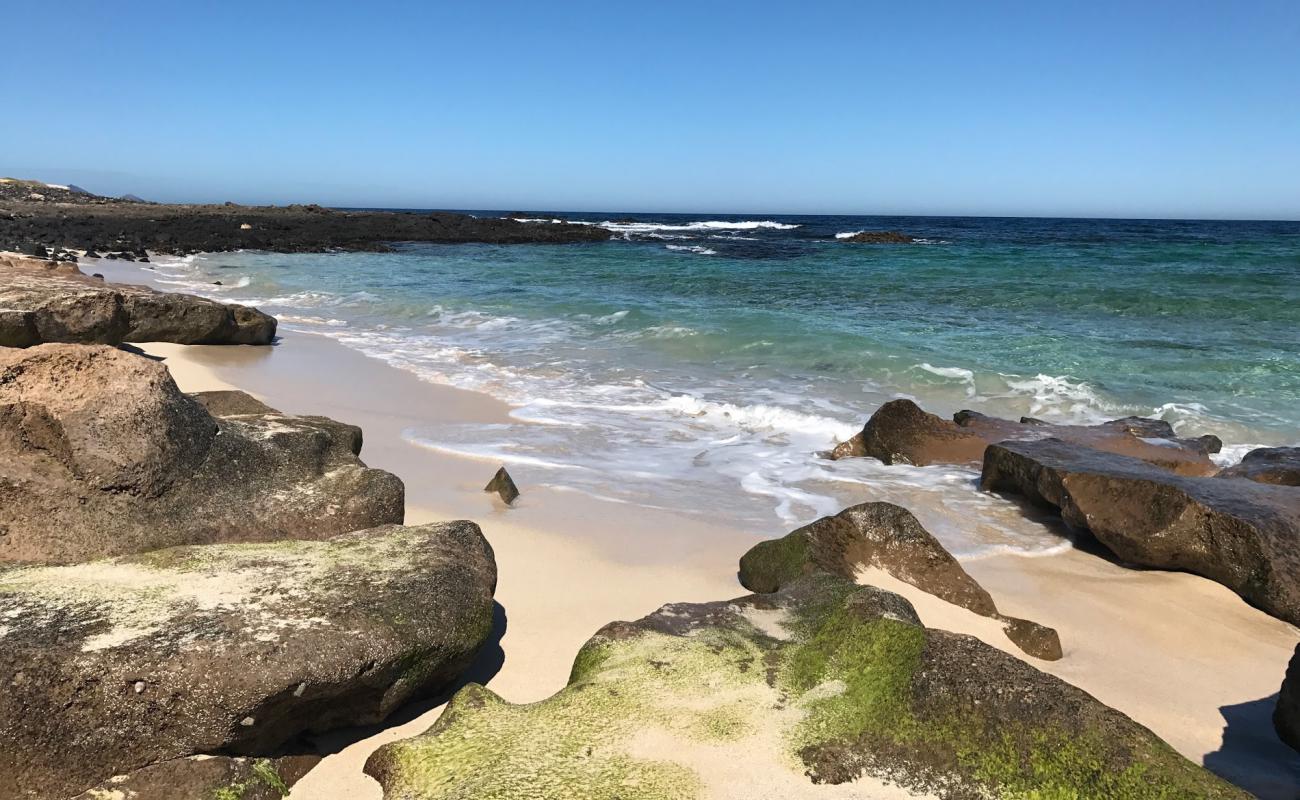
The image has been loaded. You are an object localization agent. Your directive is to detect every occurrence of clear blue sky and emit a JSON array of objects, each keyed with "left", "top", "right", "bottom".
[{"left": 3, "top": 1, "right": 1298, "bottom": 218}]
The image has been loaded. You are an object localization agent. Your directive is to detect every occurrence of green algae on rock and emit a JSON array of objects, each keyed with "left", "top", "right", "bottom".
[
  {"left": 365, "top": 574, "right": 1243, "bottom": 799},
  {"left": 0, "top": 521, "right": 497, "bottom": 800},
  {"left": 740, "top": 502, "right": 1062, "bottom": 661}
]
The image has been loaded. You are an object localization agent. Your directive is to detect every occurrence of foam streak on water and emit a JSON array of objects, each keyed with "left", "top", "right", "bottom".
[{"left": 139, "top": 213, "right": 1300, "bottom": 555}]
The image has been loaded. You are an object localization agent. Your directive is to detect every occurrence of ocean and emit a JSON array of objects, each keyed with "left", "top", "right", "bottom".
[{"left": 145, "top": 212, "right": 1300, "bottom": 556}]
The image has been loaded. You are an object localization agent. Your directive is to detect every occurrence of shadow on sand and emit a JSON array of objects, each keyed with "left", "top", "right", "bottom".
[{"left": 1204, "top": 693, "right": 1300, "bottom": 800}]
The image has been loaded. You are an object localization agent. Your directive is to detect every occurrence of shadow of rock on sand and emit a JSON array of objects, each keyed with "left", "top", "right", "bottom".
[
  {"left": 298, "top": 600, "right": 508, "bottom": 758},
  {"left": 1204, "top": 693, "right": 1300, "bottom": 800}
]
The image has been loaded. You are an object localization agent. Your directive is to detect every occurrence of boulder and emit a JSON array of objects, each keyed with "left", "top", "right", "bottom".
[
  {"left": 982, "top": 438, "right": 1300, "bottom": 626},
  {"left": 0, "top": 252, "right": 275, "bottom": 346},
  {"left": 0, "top": 521, "right": 497, "bottom": 799},
  {"left": 1275, "top": 644, "right": 1300, "bottom": 753},
  {"left": 831, "top": 398, "right": 986, "bottom": 464},
  {"left": 0, "top": 345, "right": 404, "bottom": 563},
  {"left": 739, "top": 502, "right": 1061, "bottom": 660},
  {"left": 832, "top": 399, "right": 1219, "bottom": 476},
  {"left": 366, "top": 573, "right": 1245, "bottom": 799},
  {"left": 1220, "top": 446, "right": 1300, "bottom": 487}
]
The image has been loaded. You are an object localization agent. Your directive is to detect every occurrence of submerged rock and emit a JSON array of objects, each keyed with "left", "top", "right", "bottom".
[
  {"left": 366, "top": 573, "right": 1244, "bottom": 799},
  {"left": 0, "top": 252, "right": 275, "bottom": 346},
  {"left": 0, "top": 344, "right": 404, "bottom": 563},
  {"left": 982, "top": 438, "right": 1300, "bottom": 626},
  {"left": 833, "top": 398, "right": 1219, "bottom": 476},
  {"left": 0, "top": 521, "right": 497, "bottom": 799},
  {"left": 1220, "top": 446, "right": 1300, "bottom": 486},
  {"left": 484, "top": 465, "right": 520, "bottom": 505},
  {"left": 739, "top": 502, "right": 1061, "bottom": 660}
]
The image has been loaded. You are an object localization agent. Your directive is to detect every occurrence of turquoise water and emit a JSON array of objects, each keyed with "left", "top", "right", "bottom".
[{"left": 146, "top": 213, "right": 1300, "bottom": 550}]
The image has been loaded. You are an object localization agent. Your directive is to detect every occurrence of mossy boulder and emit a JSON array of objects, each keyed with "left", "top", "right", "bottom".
[
  {"left": 740, "top": 502, "right": 1061, "bottom": 660},
  {"left": 0, "top": 344, "right": 404, "bottom": 563},
  {"left": 0, "top": 521, "right": 497, "bottom": 799},
  {"left": 365, "top": 574, "right": 1244, "bottom": 799}
]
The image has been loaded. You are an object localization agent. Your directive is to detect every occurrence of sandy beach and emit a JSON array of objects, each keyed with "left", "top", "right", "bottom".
[{"left": 132, "top": 322, "right": 1300, "bottom": 800}]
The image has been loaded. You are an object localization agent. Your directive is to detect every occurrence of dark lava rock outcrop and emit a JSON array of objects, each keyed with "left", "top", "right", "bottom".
[
  {"left": 0, "top": 180, "right": 609, "bottom": 256},
  {"left": 1220, "top": 446, "right": 1300, "bottom": 487},
  {"left": 0, "top": 344, "right": 404, "bottom": 563},
  {"left": 366, "top": 573, "right": 1244, "bottom": 799},
  {"left": 740, "top": 502, "right": 1061, "bottom": 660},
  {"left": 0, "top": 253, "right": 275, "bottom": 346},
  {"left": 982, "top": 438, "right": 1300, "bottom": 625},
  {"left": 833, "top": 398, "right": 1220, "bottom": 476},
  {"left": 0, "top": 521, "right": 497, "bottom": 800}
]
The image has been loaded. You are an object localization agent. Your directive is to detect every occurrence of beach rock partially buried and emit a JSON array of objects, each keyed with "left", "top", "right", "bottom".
[
  {"left": 0, "top": 252, "right": 276, "bottom": 345},
  {"left": 739, "top": 502, "right": 1061, "bottom": 660},
  {"left": 982, "top": 438, "right": 1300, "bottom": 626},
  {"left": 1220, "top": 446, "right": 1300, "bottom": 487},
  {"left": 1275, "top": 644, "right": 1300, "bottom": 754},
  {"left": 484, "top": 465, "right": 520, "bottom": 505},
  {"left": 832, "top": 399, "right": 1220, "bottom": 476},
  {"left": 0, "top": 344, "right": 404, "bottom": 563},
  {"left": 0, "top": 521, "right": 497, "bottom": 800},
  {"left": 366, "top": 573, "right": 1245, "bottom": 799}
]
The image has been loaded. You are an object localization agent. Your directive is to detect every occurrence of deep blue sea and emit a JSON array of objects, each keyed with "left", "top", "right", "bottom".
[{"left": 146, "top": 212, "right": 1300, "bottom": 553}]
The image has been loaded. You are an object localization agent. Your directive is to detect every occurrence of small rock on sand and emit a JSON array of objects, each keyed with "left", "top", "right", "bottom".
[{"left": 485, "top": 466, "right": 520, "bottom": 505}]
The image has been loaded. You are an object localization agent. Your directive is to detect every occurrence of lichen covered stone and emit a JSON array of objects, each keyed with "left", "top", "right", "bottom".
[{"left": 366, "top": 574, "right": 1244, "bottom": 799}]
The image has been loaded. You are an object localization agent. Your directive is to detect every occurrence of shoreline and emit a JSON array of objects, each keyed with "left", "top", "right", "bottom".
[{"left": 141, "top": 329, "right": 1300, "bottom": 799}]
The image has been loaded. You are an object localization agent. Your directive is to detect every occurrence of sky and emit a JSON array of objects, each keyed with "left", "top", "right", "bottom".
[{"left": 2, "top": 1, "right": 1299, "bottom": 219}]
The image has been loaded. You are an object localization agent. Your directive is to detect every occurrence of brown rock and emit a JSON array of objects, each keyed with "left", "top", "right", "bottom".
[
  {"left": 485, "top": 466, "right": 520, "bottom": 505},
  {"left": 1275, "top": 644, "right": 1300, "bottom": 753},
  {"left": 0, "top": 522, "right": 497, "bottom": 799},
  {"left": 738, "top": 502, "right": 1061, "bottom": 660},
  {"left": 0, "top": 345, "right": 404, "bottom": 563},
  {"left": 71, "top": 755, "right": 320, "bottom": 800},
  {"left": 1220, "top": 446, "right": 1300, "bottom": 486},
  {"left": 839, "top": 230, "right": 916, "bottom": 243},
  {"left": 0, "top": 253, "right": 275, "bottom": 346},
  {"left": 982, "top": 437, "right": 1300, "bottom": 626},
  {"left": 832, "top": 398, "right": 1219, "bottom": 476}
]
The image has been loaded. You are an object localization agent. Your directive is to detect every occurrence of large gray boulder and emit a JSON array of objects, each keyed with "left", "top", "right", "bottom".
[
  {"left": 982, "top": 437, "right": 1300, "bottom": 625},
  {"left": 0, "top": 521, "right": 497, "bottom": 799},
  {"left": 366, "top": 573, "right": 1245, "bottom": 799},
  {"left": 739, "top": 502, "right": 1061, "bottom": 660},
  {"left": 0, "top": 344, "right": 404, "bottom": 563},
  {"left": 833, "top": 398, "right": 1219, "bottom": 476},
  {"left": 0, "top": 252, "right": 275, "bottom": 346}
]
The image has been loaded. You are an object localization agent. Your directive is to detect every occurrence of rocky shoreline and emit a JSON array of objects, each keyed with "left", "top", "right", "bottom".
[
  {"left": 0, "top": 258, "right": 1295, "bottom": 798},
  {"left": 0, "top": 178, "right": 608, "bottom": 258}
]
